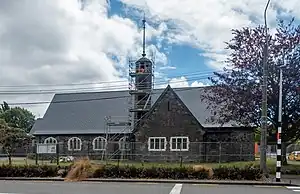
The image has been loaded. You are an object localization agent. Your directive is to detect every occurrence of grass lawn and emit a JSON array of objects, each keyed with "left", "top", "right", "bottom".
[
  {"left": 93, "top": 158, "right": 300, "bottom": 167},
  {"left": 0, "top": 157, "right": 72, "bottom": 166}
]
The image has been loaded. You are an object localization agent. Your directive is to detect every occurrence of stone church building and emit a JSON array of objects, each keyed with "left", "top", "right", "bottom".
[{"left": 30, "top": 19, "right": 255, "bottom": 163}]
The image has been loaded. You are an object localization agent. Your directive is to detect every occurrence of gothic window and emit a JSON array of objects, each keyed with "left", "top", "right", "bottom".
[
  {"left": 119, "top": 136, "right": 130, "bottom": 151},
  {"left": 44, "top": 137, "right": 57, "bottom": 144},
  {"left": 68, "top": 137, "right": 82, "bottom": 151},
  {"left": 92, "top": 137, "right": 107, "bottom": 151}
]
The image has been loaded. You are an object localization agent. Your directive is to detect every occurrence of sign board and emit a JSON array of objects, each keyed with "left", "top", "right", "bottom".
[{"left": 37, "top": 143, "right": 57, "bottom": 154}]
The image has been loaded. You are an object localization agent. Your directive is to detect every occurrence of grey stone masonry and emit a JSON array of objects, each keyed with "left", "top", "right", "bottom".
[
  {"left": 133, "top": 85, "right": 255, "bottom": 163},
  {"left": 35, "top": 134, "right": 131, "bottom": 160},
  {"left": 134, "top": 86, "right": 205, "bottom": 162},
  {"left": 204, "top": 129, "right": 255, "bottom": 162},
  {"left": 30, "top": 85, "right": 255, "bottom": 163}
]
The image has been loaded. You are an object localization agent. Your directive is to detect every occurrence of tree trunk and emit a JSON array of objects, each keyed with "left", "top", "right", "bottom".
[
  {"left": 282, "top": 143, "right": 288, "bottom": 165},
  {"left": 8, "top": 154, "right": 12, "bottom": 166},
  {"left": 5, "top": 150, "right": 12, "bottom": 166}
]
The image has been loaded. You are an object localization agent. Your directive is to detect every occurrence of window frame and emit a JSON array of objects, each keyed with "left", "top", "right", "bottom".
[
  {"left": 118, "top": 136, "right": 130, "bottom": 151},
  {"left": 92, "top": 136, "right": 107, "bottom": 151},
  {"left": 44, "top": 137, "right": 58, "bottom": 144},
  {"left": 170, "top": 136, "right": 190, "bottom": 151},
  {"left": 67, "top": 137, "right": 82, "bottom": 151},
  {"left": 148, "top": 137, "right": 167, "bottom": 151}
]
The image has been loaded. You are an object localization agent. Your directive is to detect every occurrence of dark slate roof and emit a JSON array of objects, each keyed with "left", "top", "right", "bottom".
[
  {"left": 136, "top": 56, "right": 152, "bottom": 63},
  {"left": 31, "top": 86, "right": 239, "bottom": 135}
]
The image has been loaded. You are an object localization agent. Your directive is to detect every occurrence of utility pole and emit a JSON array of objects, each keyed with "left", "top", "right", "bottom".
[{"left": 260, "top": 0, "right": 271, "bottom": 177}]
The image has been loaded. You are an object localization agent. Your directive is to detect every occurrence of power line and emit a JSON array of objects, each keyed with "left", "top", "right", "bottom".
[
  {"left": 5, "top": 83, "right": 212, "bottom": 106},
  {"left": 0, "top": 69, "right": 220, "bottom": 89},
  {"left": 0, "top": 76, "right": 214, "bottom": 94},
  {"left": 0, "top": 73, "right": 217, "bottom": 95}
]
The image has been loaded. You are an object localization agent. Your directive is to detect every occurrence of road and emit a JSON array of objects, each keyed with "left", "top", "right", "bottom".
[{"left": 0, "top": 181, "right": 299, "bottom": 194}]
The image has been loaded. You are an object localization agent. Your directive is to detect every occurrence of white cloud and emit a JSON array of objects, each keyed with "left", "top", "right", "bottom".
[
  {"left": 2, "top": 0, "right": 299, "bottom": 118},
  {"left": 120, "top": 0, "right": 300, "bottom": 69},
  {"left": 156, "top": 76, "right": 209, "bottom": 89},
  {"left": 169, "top": 77, "right": 189, "bottom": 88},
  {"left": 190, "top": 81, "right": 209, "bottom": 87},
  {"left": 159, "top": 66, "right": 176, "bottom": 70},
  {"left": 0, "top": 0, "right": 167, "bottom": 117}
]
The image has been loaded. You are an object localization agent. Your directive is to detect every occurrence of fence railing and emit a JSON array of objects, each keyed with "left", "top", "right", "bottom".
[
  {"left": 0, "top": 141, "right": 257, "bottom": 165},
  {"left": 3, "top": 142, "right": 300, "bottom": 165},
  {"left": 255, "top": 144, "right": 300, "bottom": 160}
]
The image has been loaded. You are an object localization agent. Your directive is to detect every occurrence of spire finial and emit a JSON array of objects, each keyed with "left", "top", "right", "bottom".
[{"left": 142, "top": 13, "right": 146, "bottom": 57}]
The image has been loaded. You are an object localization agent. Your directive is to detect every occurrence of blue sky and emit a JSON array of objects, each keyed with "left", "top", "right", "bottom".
[
  {"left": 0, "top": 0, "right": 299, "bottom": 116},
  {"left": 102, "top": 0, "right": 299, "bottom": 87},
  {"left": 107, "top": 0, "right": 216, "bottom": 86}
]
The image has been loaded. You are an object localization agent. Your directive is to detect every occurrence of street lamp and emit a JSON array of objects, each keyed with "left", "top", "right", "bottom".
[{"left": 260, "top": 0, "right": 271, "bottom": 177}]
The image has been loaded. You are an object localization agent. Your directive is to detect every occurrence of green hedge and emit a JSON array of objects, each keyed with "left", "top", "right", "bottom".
[
  {"left": 0, "top": 164, "right": 62, "bottom": 177},
  {"left": 0, "top": 164, "right": 262, "bottom": 180},
  {"left": 212, "top": 164, "right": 262, "bottom": 180},
  {"left": 92, "top": 165, "right": 261, "bottom": 180},
  {"left": 93, "top": 165, "right": 210, "bottom": 179}
]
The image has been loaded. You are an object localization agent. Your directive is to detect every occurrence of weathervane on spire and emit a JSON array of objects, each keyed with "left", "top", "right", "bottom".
[{"left": 142, "top": 13, "right": 146, "bottom": 57}]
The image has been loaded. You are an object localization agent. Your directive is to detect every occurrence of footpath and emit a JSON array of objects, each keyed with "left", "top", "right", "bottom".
[
  {"left": 0, "top": 177, "right": 299, "bottom": 186},
  {"left": 271, "top": 175, "right": 300, "bottom": 185}
]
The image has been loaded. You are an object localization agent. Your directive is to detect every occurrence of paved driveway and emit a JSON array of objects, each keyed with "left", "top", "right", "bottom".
[{"left": 0, "top": 181, "right": 298, "bottom": 194}]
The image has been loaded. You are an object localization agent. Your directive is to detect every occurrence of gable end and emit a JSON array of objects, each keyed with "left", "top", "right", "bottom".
[{"left": 135, "top": 85, "right": 205, "bottom": 142}]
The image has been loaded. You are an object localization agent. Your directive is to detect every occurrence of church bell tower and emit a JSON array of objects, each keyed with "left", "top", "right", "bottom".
[{"left": 128, "top": 16, "right": 154, "bottom": 130}]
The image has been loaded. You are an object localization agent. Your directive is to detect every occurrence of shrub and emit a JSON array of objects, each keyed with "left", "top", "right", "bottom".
[
  {"left": 0, "top": 164, "right": 59, "bottom": 177},
  {"left": 0, "top": 162, "right": 263, "bottom": 180},
  {"left": 64, "top": 157, "right": 93, "bottom": 181},
  {"left": 92, "top": 165, "right": 211, "bottom": 179},
  {"left": 193, "top": 165, "right": 214, "bottom": 179},
  {"left": 212, "top": 164, "right": 262, "bottom": 180}
]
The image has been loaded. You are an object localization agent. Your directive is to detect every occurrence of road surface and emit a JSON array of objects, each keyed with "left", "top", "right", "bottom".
[{"left": 0, "top": 181, "right": 298, "bottom": 194}]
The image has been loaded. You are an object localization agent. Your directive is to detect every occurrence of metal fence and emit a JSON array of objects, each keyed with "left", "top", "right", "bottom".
[
  {"left": 256, "top": 144, "right": 300, "bottom": 159},
  {"left": 2, "top": 141, "right": 300, "bottom": 165},
  {"left": 0, "top": 141, "right": 257, "bottom": 165}
]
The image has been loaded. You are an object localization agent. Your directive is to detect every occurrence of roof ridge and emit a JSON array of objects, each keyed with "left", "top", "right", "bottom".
[{"left": 54, "top": 86, "right": 208, "bottom": 96}]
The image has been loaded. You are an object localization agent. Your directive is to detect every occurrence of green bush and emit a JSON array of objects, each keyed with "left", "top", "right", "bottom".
[
  {"left": 0, "top": 164, "right": 70, "bottom": 177},
  {"left": 212, "top": 164, "right": 262, "bottom": 180},
  {"left": 92, "top": 164, "right": 262, "bottom": 180},
  {"left": 93, "top": 165, "right": 210, "bottom": 179},
  {"left": 0, "top": 164, "right": 57, "bottom": 177},
  {"left": 0, "top": 163, "right": 263, "bottom": 180}
]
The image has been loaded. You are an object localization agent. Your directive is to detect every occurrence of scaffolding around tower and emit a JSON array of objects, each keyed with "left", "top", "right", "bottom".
[
  {"left": 128, "top": 55, "right": 155, "bottom": 129},
  {"left": 127, "top": 16, "right": 155, "bottom": 130}
]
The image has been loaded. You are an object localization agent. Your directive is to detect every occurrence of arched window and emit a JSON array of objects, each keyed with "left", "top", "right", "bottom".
[
  {"left": 118, "top": 136, "right": 130, "bottom": 151},
  {"left": 68, "top": 137, "right": 82, "bottom": 151},
  {"left": 92, "top": 137, "right": 107, "bottom": 151},
  {"left": 44, "top": 137, "right": 57, "bottom": 144}
]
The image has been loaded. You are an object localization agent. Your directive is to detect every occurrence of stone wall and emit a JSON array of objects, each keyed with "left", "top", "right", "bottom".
[
  {"left": 204, "top": 129, "right": 255, "bottom": 162},
  {"left": 30, "top": 86, "right": 255, "bottom": 163},
  {"left": 35, "top": 134, "right": 132, "bottom": 160},
  {"left": 31, "top": 129, "right": 254, "bottom": 163},
  {"left": 134, "top": 86, "right": 205, "bottom": 162}
]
